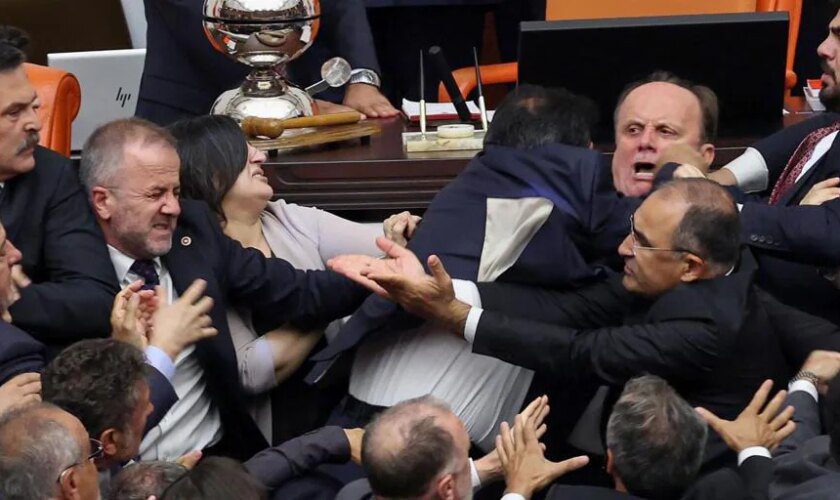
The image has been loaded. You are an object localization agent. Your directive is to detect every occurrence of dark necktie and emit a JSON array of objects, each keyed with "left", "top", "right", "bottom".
[
  {"left": 130, "top": 259, "right": 159, "bottom": 291},
  {"left": 768, "top": 122, "right": 840, "bottom": 205}
]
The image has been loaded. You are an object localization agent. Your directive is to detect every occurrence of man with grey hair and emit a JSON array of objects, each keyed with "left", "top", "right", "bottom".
[
  {"left": 79, "top": 117, "right": 369, "bottom": 461},
  {"left": 108, "top": 461, "right": 187, "bottom": 500},
  {"left": 497, "top": 375, "right": 793, "bottom": 500},
  {"left": 41, "top": 339, "right": 155, "bottom": 472},
  {"left": 604, "top": 375, "right": 708, "bottom": 499},
  {"left": 0, "top": 402, "right": 102, "bottom": 500}
]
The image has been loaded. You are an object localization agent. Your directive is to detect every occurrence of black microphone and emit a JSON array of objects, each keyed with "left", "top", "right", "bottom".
[{"left": 428, "top": 46, "right": 472, "bottom": 122}]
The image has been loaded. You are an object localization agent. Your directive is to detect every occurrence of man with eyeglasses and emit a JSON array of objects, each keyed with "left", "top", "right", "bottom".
[
  {"left": 328, "top": 178, "right": 840, "bottom": 469},
  {"left": 0, "top": 402, "right": 102, "bottom": 499}
]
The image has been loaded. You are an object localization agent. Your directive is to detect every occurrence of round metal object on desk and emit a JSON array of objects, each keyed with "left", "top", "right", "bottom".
[{"left": 203, "top": 0, "right": 320, "bottom": 121}]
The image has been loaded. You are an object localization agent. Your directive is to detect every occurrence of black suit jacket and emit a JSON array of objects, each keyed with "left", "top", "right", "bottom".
[
  {"left": 136, "top": 0, "right": 380, "bottom": 125},
  {"left": 3, "top": 147, "right": 119, "bottom": 344},
  {"left": 470, "top": 249, "right": 840, "bottom": 467},
  {"left": 543, "top": 456, "right": 771, "bottom": 500},
  {"left": 149, "top": 200, "right": 367, "bottom": 458},
  {"left": 770, "top": 390, "right": 840, "bottom": 499},
  {"left": 0, "top": 320, "right": 44, "bottom": 385},
  {"left": 734, "top": 113, "right": 840, "bottom": 324},
  {"left": 245, "top": 425, "right": 349, "bottom": 498}
]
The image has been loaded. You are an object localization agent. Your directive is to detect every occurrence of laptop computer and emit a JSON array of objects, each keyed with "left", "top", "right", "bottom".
[
  {"left": 48, "top": 48, "right": 146, "bottom": 152},
  {"left": 518, "top": 12, "right": 789, "bottom": 142}
]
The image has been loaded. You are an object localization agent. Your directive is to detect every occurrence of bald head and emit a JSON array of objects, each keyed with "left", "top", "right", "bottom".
[
  {"left": 362, "top": 396, "right": 470, "bottom": 499},
  {"left": 654, "top": 178, "right": 741, "bottom": 273},
  {"left": 0, "top": 403, "right": 88, "bottom": 500}
]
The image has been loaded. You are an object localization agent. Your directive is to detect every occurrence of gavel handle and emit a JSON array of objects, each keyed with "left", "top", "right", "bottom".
[
  {"left": 242, "top": 112, "right": 362, "bottom": 139},
  {"left": 281, "top": 111, "right": 362, "bottom": 129}
]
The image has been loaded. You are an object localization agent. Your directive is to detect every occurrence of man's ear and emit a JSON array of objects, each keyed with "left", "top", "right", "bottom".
[
  {"left": 700, "top": 143, "right": 715, "bottom": 168},
  {"left": 100, "top": 427, "right": 120, "bottom": 459},
  {"left": 59, "top": 467, "right": 83, "bottom": 500},
  {"left": 90, "top": 186, "right": 112, "bottom": 221},
  {"left": 606, "top": 449, "right": 615, "bottom": 475},
  {"left": 680, "top": 253, "right": 707, "bottom": 283},
  {"left": 435, "top": 473, "right": 456, "bottom": 500}
]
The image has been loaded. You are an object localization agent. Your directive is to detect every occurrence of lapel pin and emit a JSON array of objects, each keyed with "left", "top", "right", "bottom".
[{"left": 181, "top": 236, "right": 192, "bottom": 247}]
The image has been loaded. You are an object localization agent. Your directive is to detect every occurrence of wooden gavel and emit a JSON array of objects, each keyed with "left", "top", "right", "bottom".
[{"left": 242, "top": 112, "right": 362, "bottom": 139}]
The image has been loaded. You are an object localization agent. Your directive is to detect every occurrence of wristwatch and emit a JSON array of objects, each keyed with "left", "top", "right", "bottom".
[
  {"left": 349, "top": 68, "right": 382, "bottom": 89},
  {"left": 790, "top": 370, "right": 820, "bottom": 386}
]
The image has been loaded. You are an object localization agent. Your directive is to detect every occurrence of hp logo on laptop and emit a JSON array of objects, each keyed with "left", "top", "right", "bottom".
[{"left": 115, "top": 87, "right": 132, "bottom": 109}]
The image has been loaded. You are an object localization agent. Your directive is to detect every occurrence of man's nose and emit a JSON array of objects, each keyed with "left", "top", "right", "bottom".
[
  {"left": 161, "top": 193, "right": 181, "bottom": 216},
  {"left": 6, "top": 242, "right": 22, "bottom": 266},
  {"left": 618, "top": 234, "right": 634, "bottom": 257},
  {"left": 638, "top": 126, "right": 656, "bottom": 148},
  {"left": 25, "top": 106, "right": 43, "bottom": 133}
]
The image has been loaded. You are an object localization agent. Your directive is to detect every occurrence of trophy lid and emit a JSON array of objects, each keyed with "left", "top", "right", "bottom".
[{"left": 204, "top": 0, "right": 319, "bottom": 23}]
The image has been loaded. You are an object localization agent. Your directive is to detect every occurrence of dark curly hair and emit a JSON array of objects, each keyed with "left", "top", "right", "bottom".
[
  {"left": 41, "top": 339, "right": 149, "bottom": 438},
  {"left": 0, "top": 26, "right": 28, "bottom": 73},
  {"left": 168, "top": 115, "right": 249, "bottom": 222}
]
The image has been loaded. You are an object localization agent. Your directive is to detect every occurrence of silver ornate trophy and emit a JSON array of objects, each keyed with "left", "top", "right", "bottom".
[{"left": 203, "top": 0, "right": 324, "bottom": 122}]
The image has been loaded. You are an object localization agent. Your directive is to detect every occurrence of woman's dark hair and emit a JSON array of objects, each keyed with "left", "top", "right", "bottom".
[
  {"left": 160, "top": 457, "right": 266, "bottom": 500},
  {"left": 168, "top": 115, "right": 249, "bottom": 221}
]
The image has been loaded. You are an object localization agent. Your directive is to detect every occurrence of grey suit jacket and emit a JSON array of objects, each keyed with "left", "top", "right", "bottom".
[{"left": 771, "top": 390, "right": 840, "bottom": 499}]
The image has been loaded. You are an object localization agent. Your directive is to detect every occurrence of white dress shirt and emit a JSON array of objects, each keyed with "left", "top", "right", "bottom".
[
  {"left": 724, "top": 131, "right": 838, "bottom": 193},
  {"left": 350, "top": 280, "right": 533, "bottom": 452},
  {"left": 108, "top": 246, "right": 222, "bottom": 460}
]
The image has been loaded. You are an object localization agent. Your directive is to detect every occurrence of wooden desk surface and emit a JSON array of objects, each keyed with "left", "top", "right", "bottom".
[{"left": 264, "top": 97, "right": 816, "bottom": 220}]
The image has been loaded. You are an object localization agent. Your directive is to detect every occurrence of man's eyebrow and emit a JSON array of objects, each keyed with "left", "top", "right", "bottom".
[
  {"left": 633, "top": 225, "right": 651, "bottom": 244},
  {"left": 1, "top": 94, "right": 37, "bottom": 114}
]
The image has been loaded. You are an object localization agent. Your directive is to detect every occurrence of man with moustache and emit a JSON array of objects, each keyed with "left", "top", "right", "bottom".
[
  {"left": 663, "top": 7, "right": 840, "bottom": 325},
  {"left": 0, "top": 26, "right": 119, "bottom": 344}
]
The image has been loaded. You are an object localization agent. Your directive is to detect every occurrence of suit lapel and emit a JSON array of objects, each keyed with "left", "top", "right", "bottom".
[
  {"left": 780, "top": 133, "right": 840, "bottom": 206},
  {"left": 161, "top": 227, "right": 237, "bottom": 378}
]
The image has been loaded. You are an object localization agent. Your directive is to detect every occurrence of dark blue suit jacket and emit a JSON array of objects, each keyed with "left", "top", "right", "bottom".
[
  {"left": 137, "top": 0, "right": 380, "bottom": 125},
  {"left": 307, "top": 143, "right": 636, "bottom": 382},
  {"left": 3, "top": 147, "right": 119, "bottom": 346},
  {"left": 0, "top": 321, "right": 45, "bottom": 385},
  {"left": 151, "top": 199, "right": 368, "bottom": 458}
]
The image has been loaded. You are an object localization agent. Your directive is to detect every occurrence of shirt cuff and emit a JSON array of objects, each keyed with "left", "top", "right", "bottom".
[
  {"left": 145, "top": 346, "right": 176, "bottom": 381},
  {"left": 737, "top": 446, "right": 771, "bottom": 466},
  {"left": 452, "top": 279, "right": 482, "bottom": 307},
  {"left": 469, "top": 458, "right": 481, "bottom": 489},
  {"left": 501, "top": 494, "right": 527, "bottom": 500},
  {"left": 724, "top": 147, "right": 768, "bottom": 193},
  {"left": 463, "top": 307, "right": 483, "bottom": 344},
  {"left": 789, "top": 379, "right": 819, "bottom": 402}
]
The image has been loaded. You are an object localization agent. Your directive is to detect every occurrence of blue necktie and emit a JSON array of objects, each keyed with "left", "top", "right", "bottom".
[{"left": 130, "top": 259, "right": 159, "bottom": 291}]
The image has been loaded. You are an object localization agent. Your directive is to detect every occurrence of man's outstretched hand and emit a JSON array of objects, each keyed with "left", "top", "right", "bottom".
[
  {"left": 328, "top": 237, "right": 471, "bottom": 333},
  {"left": 696, "top": 379, "right": 795, "bottom": 453},
  {"left": 496, "top": 412, "right": 589, "bottom": 499}
]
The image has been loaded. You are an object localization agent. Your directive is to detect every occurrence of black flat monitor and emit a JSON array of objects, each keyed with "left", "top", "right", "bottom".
[{"left": 518, "top": 12, "right": 789, "bottom": 142}]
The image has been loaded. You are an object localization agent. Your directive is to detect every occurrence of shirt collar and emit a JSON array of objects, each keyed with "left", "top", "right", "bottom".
[{"left": 107, "top": 245, "right": 163, "bottom": 285}]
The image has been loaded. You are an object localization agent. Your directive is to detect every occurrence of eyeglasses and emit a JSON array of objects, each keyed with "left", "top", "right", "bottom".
[
  {"left": 56, "top": 438, "right": 104, "bottom": 483},
  {"left": 628, "top": 214, "right": 685, "bottom": 256}
]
